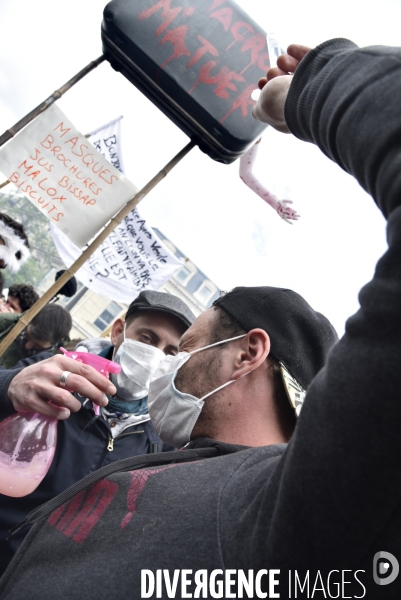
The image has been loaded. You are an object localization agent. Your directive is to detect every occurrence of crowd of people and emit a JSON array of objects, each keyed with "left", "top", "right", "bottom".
[{"left": 0, "top": 37, "right": 399, "bottom": 599}]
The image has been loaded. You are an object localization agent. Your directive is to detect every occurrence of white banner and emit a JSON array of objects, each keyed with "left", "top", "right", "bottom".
[
  {"left": 51, "top": 209, "right": 183, "bottom": 304},
  {"left": 50, "top": 116, "right": 183, "bottom": 303},
  {"left": 0, "top": 105, "right": 137, "bottom": 247}
]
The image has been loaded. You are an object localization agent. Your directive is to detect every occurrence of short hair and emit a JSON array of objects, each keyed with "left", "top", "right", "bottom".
[
  {"left": 30, "top": 304, "right": 72, "bottom": 346},
  {"left": 0, "top": 213, "right": 29, "bottom": 249},
  {"left": 211, "top": 304, "right": 296, "bottom": 435},
  {"left": 8, "top": 284, "right": 39, "bottom": 312}
]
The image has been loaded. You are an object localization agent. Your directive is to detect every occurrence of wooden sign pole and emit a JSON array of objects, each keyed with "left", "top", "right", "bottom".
[{"left": 0, "top": 140, "right": 195, "bottom": 355}]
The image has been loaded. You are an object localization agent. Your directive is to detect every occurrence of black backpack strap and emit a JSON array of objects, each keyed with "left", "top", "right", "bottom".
[{"left": 9, "top": 446, "right": 219, "bottom": 537}]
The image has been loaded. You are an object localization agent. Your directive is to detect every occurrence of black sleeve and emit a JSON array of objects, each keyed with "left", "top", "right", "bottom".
[
  {"left": 256, "top": 40, "right": 401, "bottom": 578},
  {"left": 285, "top": 38, "right": 401, "bottom": 218},
  {"left": 14, "top": 351, "right": 53, "bottom": 368},
  {"left": 0, "top": 367, "right": 22, "bottom": 420}
]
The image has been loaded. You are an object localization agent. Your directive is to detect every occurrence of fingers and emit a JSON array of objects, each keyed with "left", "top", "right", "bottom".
[
  {"left": 267, "top": 66, "right": 289, "bottom": 81},
  {"left": 276, "top": 54, "right": 300, "bottom": 74},
  {"left": 257, "top": 76, "right": 267, "bottom": 90},
  {"left": 7, "top": 355, "right": 116, "bottom": 420},
  {"left": 287, "top": 44, "right": 312, "bottom": 61}
]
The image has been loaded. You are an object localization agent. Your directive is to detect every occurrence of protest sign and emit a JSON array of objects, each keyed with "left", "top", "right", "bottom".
[
  {"left": 0, "top": 104, "right": 137, "bottom": 247},
  {"left": 86, "top": 116, "right": 126, "bottom": 175},
  {"left": 51, "top": 209, "right": 183, "bottom": 304},
  {"left": 50, "top": 116, "right": 183, "bottom": 303}
]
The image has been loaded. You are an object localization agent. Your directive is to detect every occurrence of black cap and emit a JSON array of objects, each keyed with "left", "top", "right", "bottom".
[
  {"left": 55, "top": 270, "right": 78, "bottom": 298},
  {"left": 214, "top": 286, "right": 338, "bottom": 392},
  {"left": 125, "top": 290, "right": 195, "bottom": 329}
]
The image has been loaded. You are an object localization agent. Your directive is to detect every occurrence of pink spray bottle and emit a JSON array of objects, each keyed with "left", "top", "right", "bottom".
[{"left": 0, "top": 349, "right": 120, "bottom": 498}]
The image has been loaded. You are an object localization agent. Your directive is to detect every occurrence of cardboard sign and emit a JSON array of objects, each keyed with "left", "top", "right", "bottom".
[
  {"left": 50, "top": 116, "right": 183, "bottom": 303},
  {"left": 0, "top": 105, "right": 137, "bottom": 247}
]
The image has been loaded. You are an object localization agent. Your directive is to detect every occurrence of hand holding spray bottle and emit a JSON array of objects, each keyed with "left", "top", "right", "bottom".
[{"left": 0, "top": 350, "right": 120, "bottom": 498}]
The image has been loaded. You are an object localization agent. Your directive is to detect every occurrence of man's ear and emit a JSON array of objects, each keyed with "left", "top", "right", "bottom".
[
  {"left": 111, "top": 318, "right": 125, "bottom": 347},
  {"left": 231, "top": 329, "right": 271, "bottom": 379}
]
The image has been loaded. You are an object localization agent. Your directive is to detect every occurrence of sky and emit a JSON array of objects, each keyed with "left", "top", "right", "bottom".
[{"left": 0, "top": 0, "right": 399, "bottom": 335}]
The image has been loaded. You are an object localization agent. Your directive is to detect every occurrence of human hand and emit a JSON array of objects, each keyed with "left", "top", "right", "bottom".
[
  {"left": 7, "top": 354, "right": 116, "bottom": 419},
  {"left": 0, "top": 302, "right": 15, "bottom": 313},
  {"left": 252, "top": 44, "right": 312, "bottom": 132}
]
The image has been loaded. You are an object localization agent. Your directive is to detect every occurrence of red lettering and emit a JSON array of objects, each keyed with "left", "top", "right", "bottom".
[
  {"left": 187, "top": 35, "right": 218, "bottom": 68},
  {"left": 82, "top": 153, "right": 95, "bottom": 167},
  {"left": 59, "top": 175, "right": 69, "bottom": 188},
  {"left": 138, "top": 0, "right": 183, "bottom": 36},
  {"left": 18, "top": 160, "right": 36, "bottom": 176},
  {"left": 208, "top": 0, "right": 227, "bottom": 12},
  {"left": 240, "top": 33, "right": 266, "bottom": 74},
  {"left": 53, "top": 121, "right": 71, "bottom": 138},
  {"left": 189, "top": 60, "right": 244, "bottom": 98},
  {"left": 226, "top": 21, "right": 254, "bottom": 50},
  {"left": 257, "top": 52, "right": 270, "bottom": 72},
  {"left": 49, "top": 145, "right": 61, "bottom": 156},
  {"left": 30, "top": 148, "right": 40, "bottom": 161},
  {"left": 121, "top": 466, "right": 175, "bottom": 529},
  {"left": 220, "top": 84, "right": 256, "bottom": 122},
  {"left": 9, "top": 172, "right": 19, "bottom": 184},
  {"left": 210, "top": 7, "right": 233, "bottom": 31},
  {"left": 159, "top": 25, "right": 190, "bottom": 69},
  {"left": 52, "top": 212, "right": 63, "bottom": 222},
  {"left": 98, "top": 169, "right": 117, "bottom": 185},
  {"left": 40, "top": 134, "right": 54, "bottom": 150}
]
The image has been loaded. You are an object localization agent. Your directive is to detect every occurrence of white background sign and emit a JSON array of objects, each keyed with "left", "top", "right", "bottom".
[
  {"left": 51, "top": 209, "right": 183, "bottom": 304},
  {"left": 50, "top": 116, "right": 183, "bottom": 303},
  {"left": 0, "top": 104, "right": 137, "bottom": 247}
]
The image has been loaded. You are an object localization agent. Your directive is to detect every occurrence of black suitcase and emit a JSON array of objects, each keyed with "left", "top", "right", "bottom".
[{"left": 101, "top": 0, "right": 269, "bottom": 164}]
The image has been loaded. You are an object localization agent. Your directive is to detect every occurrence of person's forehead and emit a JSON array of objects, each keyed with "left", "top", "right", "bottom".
[
  {"left": 125, "top": 310, "right": 186, "bottom": 337},
  {"left": 179, "top": 308, "right": 215, "bottom": 351}
]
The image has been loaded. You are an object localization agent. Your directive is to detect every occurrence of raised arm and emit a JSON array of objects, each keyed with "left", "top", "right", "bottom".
[{"left": 249, "top": 39, "right": 401, "bottom": 590}]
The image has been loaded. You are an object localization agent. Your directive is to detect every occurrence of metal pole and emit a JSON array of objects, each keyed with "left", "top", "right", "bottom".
[
  {"left": 0, "top": 56, "right": 106, "bottom": 148},
  {"left": 0, "top": 140, "right": 195, "bottom": 356}
]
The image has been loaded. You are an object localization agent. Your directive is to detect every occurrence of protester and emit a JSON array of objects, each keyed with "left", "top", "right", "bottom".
[
  {"left": 0, "top": 304, "right": 72, "bottom": 368},
  {"left": 0, "top": 290, "right": 195, "bottom": 576},
  {"left": 0, "top": 283, "right": 39, "bottom": 314},
  {"left": 1, "top": 38, "right": 400, "bottom": 599},
  {"left": 0, "top": 213, "right": 30, "bottom": 272}
]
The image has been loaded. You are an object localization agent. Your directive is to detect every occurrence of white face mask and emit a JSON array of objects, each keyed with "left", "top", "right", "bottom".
[
  {"left": 148, "top": 334, "right": 247, "bottom": 448},
  {"left": 111, "top": 326, "right": 165, "bottom": 401}
]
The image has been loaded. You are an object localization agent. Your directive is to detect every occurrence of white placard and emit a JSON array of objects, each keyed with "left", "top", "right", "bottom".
[
  {"left": 50, "top": 116, "right": 183, "bottom": 303},
  {"left": 0, "top": 105, "right": 137, "bottom": 247},
  {"left": 51, "top": 209, "right": 183, "bottom": 304}
]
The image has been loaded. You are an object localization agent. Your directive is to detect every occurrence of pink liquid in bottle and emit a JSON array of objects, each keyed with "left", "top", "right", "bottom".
[
  {"left": 0, "top": 412, "right": 57, "bottom": 497},
  {"left": 0, "top": 350, "right": 120, "bottom": 497}
]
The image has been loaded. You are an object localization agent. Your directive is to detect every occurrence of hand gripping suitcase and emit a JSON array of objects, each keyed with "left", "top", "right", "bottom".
[{"left": 101, "top": 0, "right": 269, "bottom": 164}]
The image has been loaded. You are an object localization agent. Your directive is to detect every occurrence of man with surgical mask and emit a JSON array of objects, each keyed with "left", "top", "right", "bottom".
[{"left": 0, "top": 290, "right": 195, "bottom": 576}]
